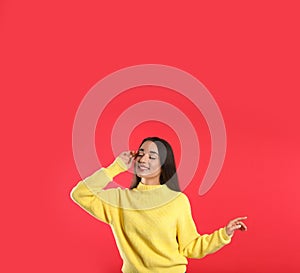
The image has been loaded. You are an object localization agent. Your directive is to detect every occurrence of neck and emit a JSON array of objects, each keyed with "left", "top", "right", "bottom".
[{"left": 141, "top": 177, "right": 160, "bottom": 185}]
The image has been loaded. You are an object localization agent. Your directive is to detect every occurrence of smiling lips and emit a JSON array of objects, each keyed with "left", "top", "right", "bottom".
[{"left": 137, "top": 164, "right": 150, "bottom": 171}]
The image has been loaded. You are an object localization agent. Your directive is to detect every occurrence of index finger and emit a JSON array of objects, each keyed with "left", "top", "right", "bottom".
[
  {"left": 130, "top": 150, "right": 138, "bottom": 159},
  {"left": 232, "top": 216, "right": 248, "bottom": 222}
]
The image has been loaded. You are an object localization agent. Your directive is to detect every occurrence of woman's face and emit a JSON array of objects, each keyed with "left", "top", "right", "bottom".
[{"left": 135, "top": 141, "right": 162, "bottom": 181}]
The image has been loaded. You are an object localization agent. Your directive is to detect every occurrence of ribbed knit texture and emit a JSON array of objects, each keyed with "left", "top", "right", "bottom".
[{"left": 71, "top": 157, "right": 231, "bottom": 273}]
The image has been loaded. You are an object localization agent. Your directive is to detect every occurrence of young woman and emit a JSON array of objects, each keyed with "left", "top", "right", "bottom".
[{"left": 71, "top": 136, "right": 247, "bottom": 273}]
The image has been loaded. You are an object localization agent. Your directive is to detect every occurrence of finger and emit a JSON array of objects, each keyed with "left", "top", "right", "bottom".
[
  {"left": 238, "top": 222, "right": 247, "bottom": 231},
  {"left": 232, "top": 221, "right": 247, "bottom": 232},
  {"left": 229, "top": 217, "right": 247, "bottom": 226},
  {"left": 130, "top": 150, "right": 137, "bottom": 159},
  {"left": 233, "top": 224, "right": 242, "bottom": 231},
  {"left": 232, "top": 216, "right": 247, "bottom": 222},
  {"left": 128, "top": 151, "right": 136, "bottom": 163}
]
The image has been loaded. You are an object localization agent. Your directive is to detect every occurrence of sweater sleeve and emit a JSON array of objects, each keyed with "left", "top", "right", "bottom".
[
  {"left": 70, "top": 157, "right": 128, "bottom": 224},
  {"left": 177, "top": 194, "right": 231, "bottom": 259}
]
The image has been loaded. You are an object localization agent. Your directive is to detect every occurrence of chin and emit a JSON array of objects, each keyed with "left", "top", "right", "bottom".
[{"left": 136, "top": 173, "right": 148, "bottom": 178}]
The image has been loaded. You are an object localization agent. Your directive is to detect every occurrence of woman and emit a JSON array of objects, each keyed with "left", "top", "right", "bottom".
[{"left": 71, "top": 136, "right": 247, "bottom": 273}]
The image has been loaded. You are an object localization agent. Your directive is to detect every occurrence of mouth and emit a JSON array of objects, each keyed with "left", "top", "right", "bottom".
[{"left": 137, "top": 165, "right": 150, "bottom": 171}]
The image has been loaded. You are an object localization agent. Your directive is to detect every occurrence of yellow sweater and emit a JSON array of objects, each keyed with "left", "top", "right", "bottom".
[{"left": 70, "top": 157, "right": 231, "bottom": 273}]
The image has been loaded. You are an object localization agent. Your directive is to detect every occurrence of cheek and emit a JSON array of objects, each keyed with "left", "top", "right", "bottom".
[{"left": 152, "top": 161, "right": 161, "bottom": 173}]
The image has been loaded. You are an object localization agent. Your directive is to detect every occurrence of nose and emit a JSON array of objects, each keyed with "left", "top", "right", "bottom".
[{"left": 139, "top": 153, "right": 149, "bottom": 163}]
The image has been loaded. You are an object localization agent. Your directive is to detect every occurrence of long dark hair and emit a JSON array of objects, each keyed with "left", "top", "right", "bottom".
[{"left": 130, "top": 137, "right": 181, "bottom": 192}]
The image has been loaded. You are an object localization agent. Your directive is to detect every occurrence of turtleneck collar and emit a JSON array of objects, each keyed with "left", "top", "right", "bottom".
[{"left": 136, "top": 182, "right": 163, "bottom": 191}]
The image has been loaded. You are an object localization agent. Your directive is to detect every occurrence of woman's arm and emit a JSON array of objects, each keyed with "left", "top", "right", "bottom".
[
  {"left": 179, "top": 227, "right": 231, "bottom": 259},
  {"left": 177, "top": 195, "right": 247, "bottom": 259},
  {"left": 70, "top": 152, "right": 133, "bottom": 223}
]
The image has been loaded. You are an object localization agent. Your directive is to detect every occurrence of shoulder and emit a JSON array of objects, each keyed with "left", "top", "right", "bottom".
[{"left": 172, "top": 192, "right": 192, "bottom": 209}]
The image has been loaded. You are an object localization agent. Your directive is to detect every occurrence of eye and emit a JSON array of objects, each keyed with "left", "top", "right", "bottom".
[
  {"left": 136, "top": 151, "right": 144, "bottom": 157},
  {"left": 149, "top": 155, "right": 158, "bottom": 160}
]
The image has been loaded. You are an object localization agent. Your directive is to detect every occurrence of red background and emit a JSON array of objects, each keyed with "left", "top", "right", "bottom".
[{"left": 1, "top": 1, "right": 299, "bottom": 272}]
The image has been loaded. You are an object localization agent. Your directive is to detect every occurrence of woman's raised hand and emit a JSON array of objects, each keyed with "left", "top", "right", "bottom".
[
  {"left": 119, "top": 151, "right": 137, "bottom": 169},
  {"left": 225, "top": 217, "right": 248, "bottom": 237}
]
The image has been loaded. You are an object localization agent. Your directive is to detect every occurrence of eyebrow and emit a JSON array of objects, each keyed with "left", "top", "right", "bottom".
[{"left": 138, "top": 148, "right": 159, "bottom": 155}]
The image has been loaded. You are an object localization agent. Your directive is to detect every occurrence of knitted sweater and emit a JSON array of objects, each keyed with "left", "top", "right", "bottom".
[{"left": 70, "top": 157, "right": 231, "bottom": 273}]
